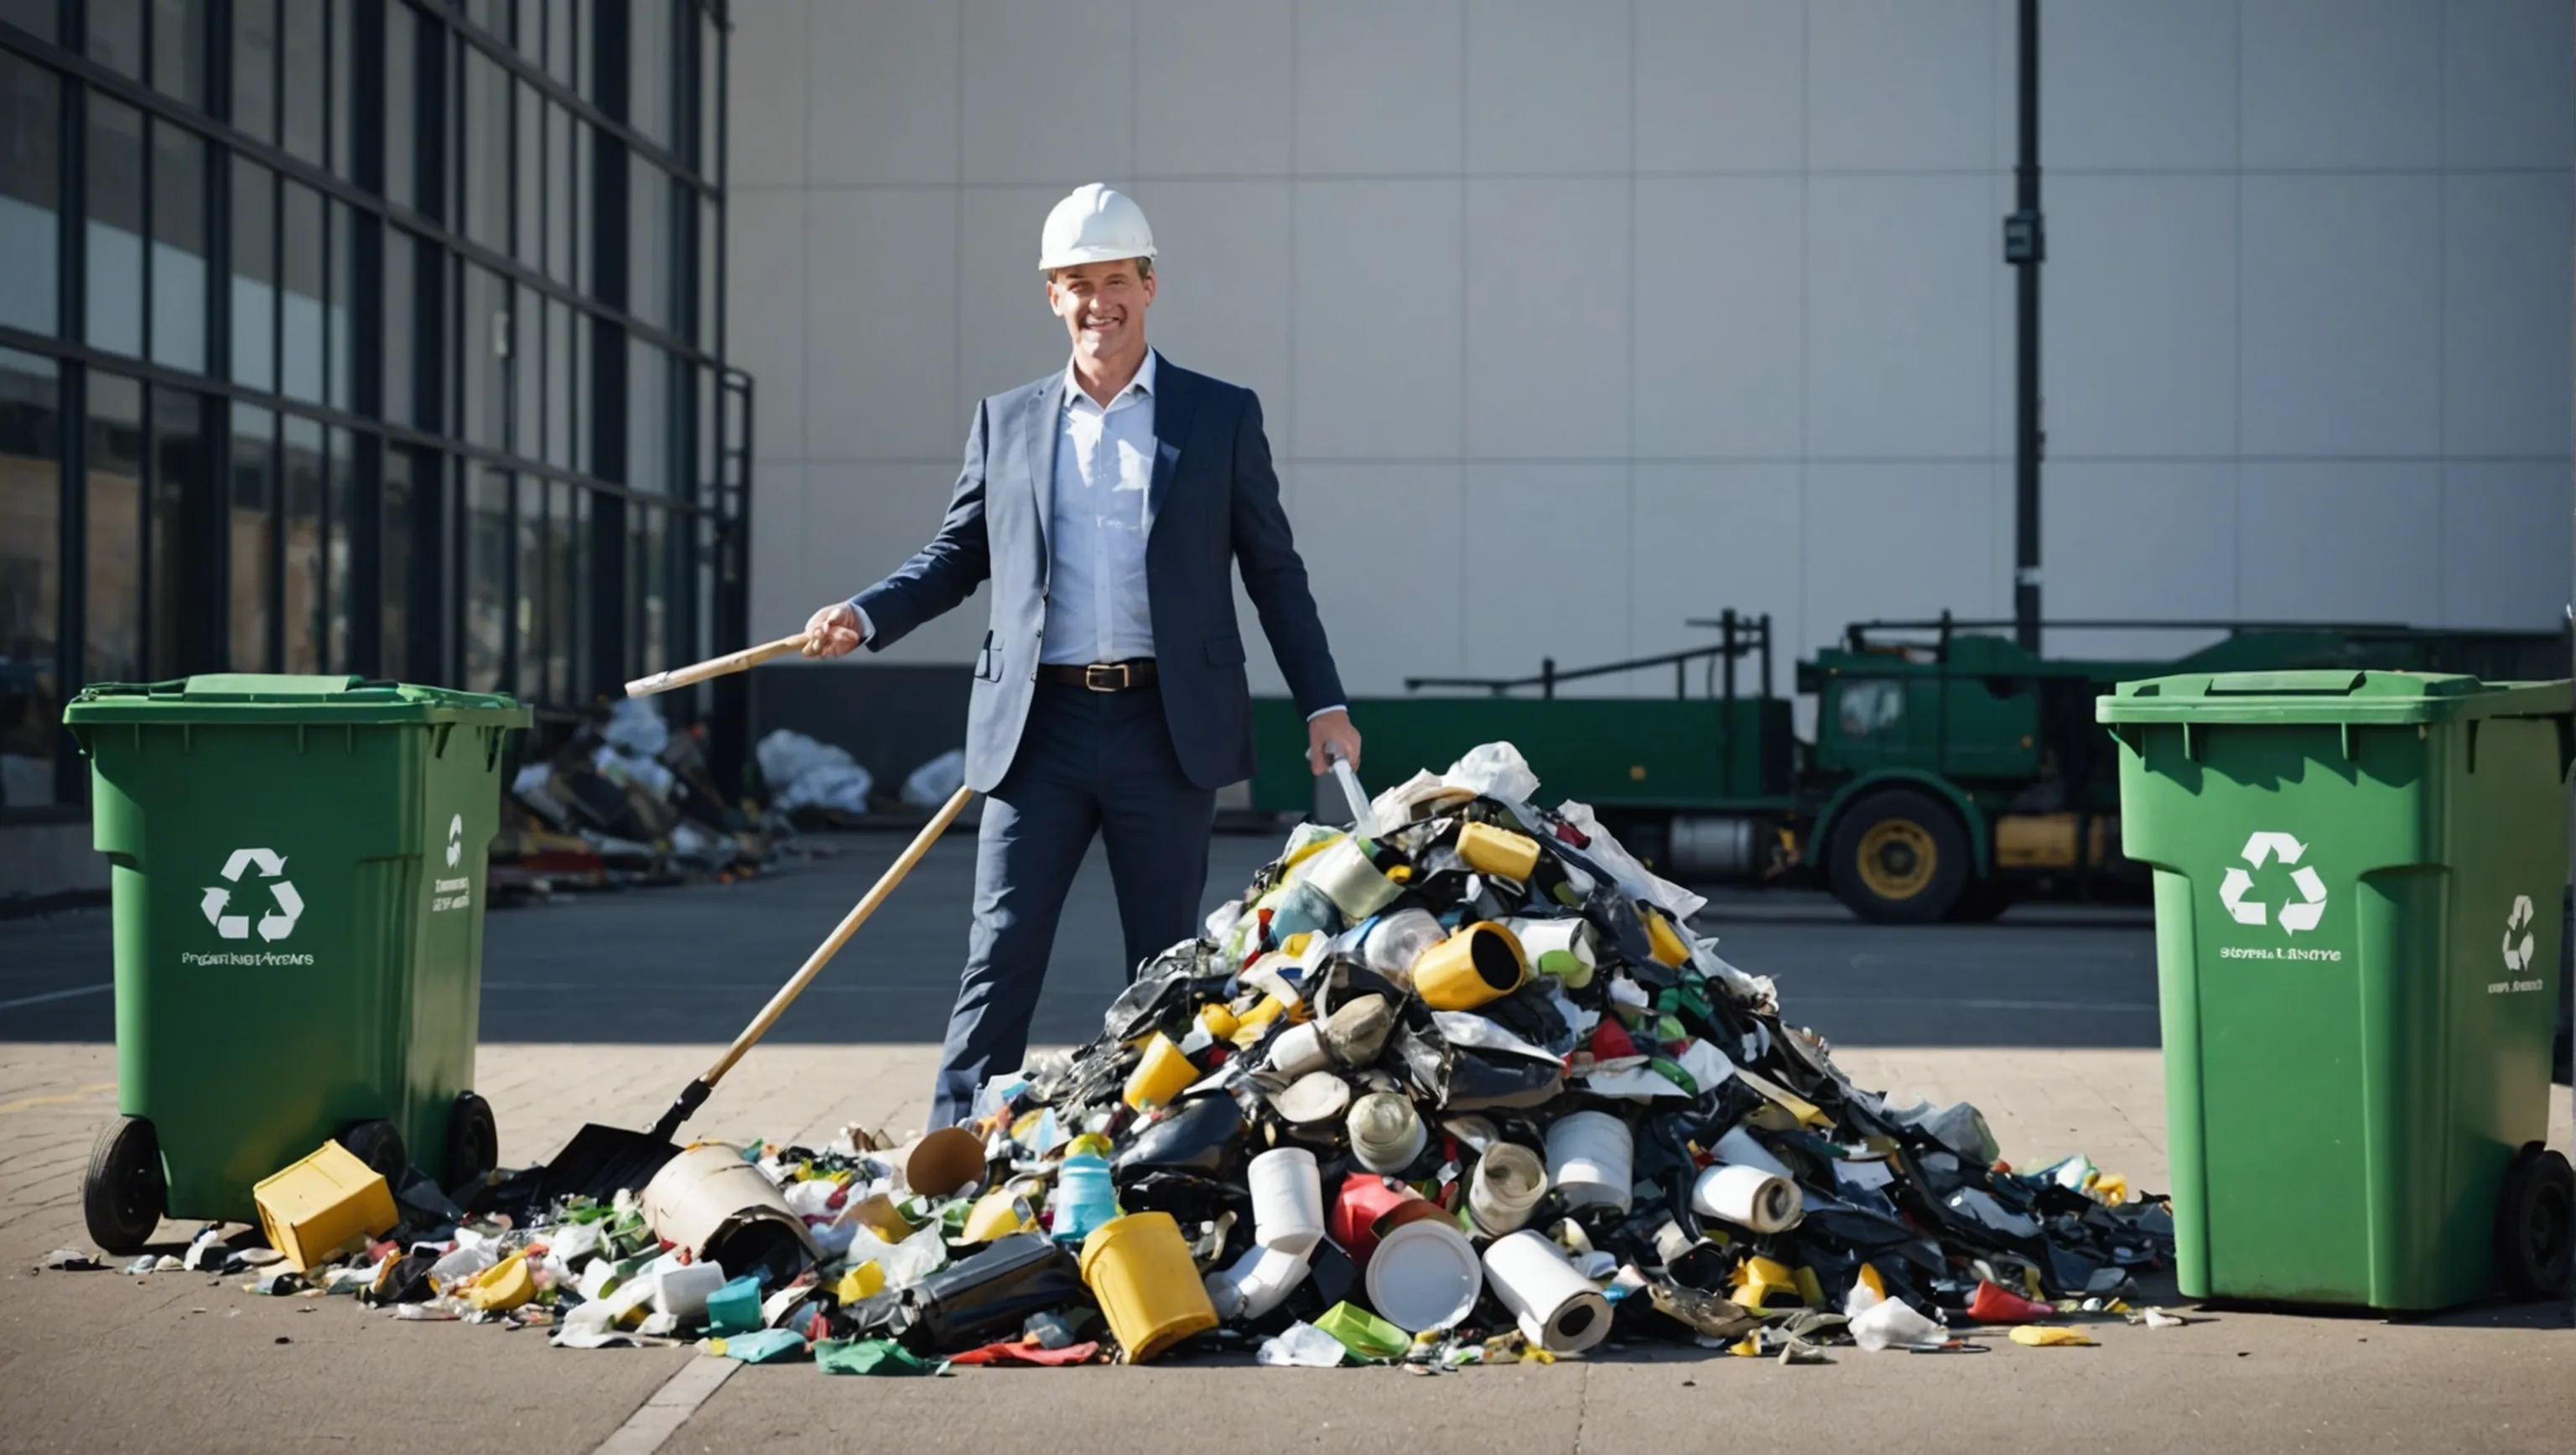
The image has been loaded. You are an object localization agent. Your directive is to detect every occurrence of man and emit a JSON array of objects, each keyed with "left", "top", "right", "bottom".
[{"left": 804, "top": 184, "right": 1360, "bottom": 1126}]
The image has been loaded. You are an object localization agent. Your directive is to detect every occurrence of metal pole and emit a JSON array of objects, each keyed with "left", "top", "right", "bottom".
[
  {"left": 1722, "top": 608, "right": 1737, "bottom": 703},
  {"left": 2008, "top": 0, "right": 2044, "bottom": 653}
]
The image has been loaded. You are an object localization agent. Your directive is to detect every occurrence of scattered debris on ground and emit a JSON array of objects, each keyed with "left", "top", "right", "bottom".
[{"left": 108, "top": 743, "right": 2178, "bottom": 1369}]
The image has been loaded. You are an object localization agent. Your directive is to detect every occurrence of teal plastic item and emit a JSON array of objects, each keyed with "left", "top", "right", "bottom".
[{"left": 706, "top": 1274, "right": 765, "bottom": 1336}]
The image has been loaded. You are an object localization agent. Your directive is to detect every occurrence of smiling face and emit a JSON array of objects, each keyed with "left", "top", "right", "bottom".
[{"left": 1046, "top": 258, "right": 1156, "bottom": 370}]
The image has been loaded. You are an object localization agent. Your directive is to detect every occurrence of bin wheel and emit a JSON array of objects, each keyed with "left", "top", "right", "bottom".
[
  {"left": 444, "top": 1092, "right": 500, "bottom": 1191},
  {"left": 83, "top": 1115, "right": 166, "bottom": 1255},
  {"left": 2495, "top": 1142, "right": 2573, "bottom": 1301},
  {"left": 1828, "top": 791, "right": 1970, "bottom": 925},
  {"left": 337, "top": 1120, "right": 409, "bottom": 1186}
]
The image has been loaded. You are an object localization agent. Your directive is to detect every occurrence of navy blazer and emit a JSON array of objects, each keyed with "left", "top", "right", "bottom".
[{"left": 852, "top": 358, "right": 1346, "bottom": 793}]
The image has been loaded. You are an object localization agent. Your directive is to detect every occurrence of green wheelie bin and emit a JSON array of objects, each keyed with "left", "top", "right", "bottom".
[
  {"left": 63, "top": 676, "right": 528, "bottom": 1252},
  {"left": 2100, "top": 670, "right": 2575, "bottom": 1308}
]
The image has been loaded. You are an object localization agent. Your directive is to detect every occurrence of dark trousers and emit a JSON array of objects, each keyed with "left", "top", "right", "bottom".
[{"left": 929, "top": 678, "right": 1217, "bottom": 1125}]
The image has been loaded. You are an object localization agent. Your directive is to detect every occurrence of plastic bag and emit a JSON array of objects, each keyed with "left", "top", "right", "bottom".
[
  {"left": 1848, "top": 1292, "right": 1948, "bottom": 1351},
  {"left": 1441, "top": 742, "right": 1541, "bottom": 806},
  {"left": 603, "top": 699, "right": 671, "bottom": 758},
  {"left": 901, "top": 748, "right": 966, "bottom": 808}
]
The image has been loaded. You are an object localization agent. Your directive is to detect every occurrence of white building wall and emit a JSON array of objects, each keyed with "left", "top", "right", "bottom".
[{"left": 729, "top": 0, "right": 2572, "bottom": 697}]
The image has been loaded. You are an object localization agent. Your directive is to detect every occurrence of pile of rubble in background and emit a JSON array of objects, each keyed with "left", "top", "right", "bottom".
[
  {"left": 98, "top": 743, "right": 2179, "bottom": 1370},
  {"left": 490, "top": 700, "right": 971, "bottom": 902}
]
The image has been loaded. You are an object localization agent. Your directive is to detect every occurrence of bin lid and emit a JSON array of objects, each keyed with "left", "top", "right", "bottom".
[
  {"left": 63, "top": 675, "right": 531, "bottom": 727},
  {"left": 2096, "top": 669, "right": 2573, "bottom": 726}
]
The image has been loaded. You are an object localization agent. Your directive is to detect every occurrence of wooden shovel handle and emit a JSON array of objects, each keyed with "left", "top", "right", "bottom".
[
  {"left": 698, "top": 783, "right": 977, "bottom": 1088},
  {"left": 623, "top": 631, "right": 811, "bottom": 698}
]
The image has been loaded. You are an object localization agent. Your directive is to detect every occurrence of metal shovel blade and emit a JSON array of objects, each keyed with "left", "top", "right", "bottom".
[{"left": 535, "top": 1122, "right": 682, "bottom": 1204}]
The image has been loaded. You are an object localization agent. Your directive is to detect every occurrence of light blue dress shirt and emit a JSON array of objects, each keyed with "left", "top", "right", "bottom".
[
  {"left": 854, "top": 350, "right": 1343, "bottom": 721},
  {"left": 1040, "top": 350, "right": 1160, "bottom": 666}
]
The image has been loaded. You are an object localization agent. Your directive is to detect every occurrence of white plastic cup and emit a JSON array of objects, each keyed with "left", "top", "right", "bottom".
[
  {"left": 1348, "top": 1093, "right": 1429, "bottom": 1175},
  {"left": 1545, "top": 1110, "right": 1633, "bottom": 1213},
  {"left": 1715, "top": 1125, "right": 1795, "bottom": 1182},
  {"left": 1247, "top": 1147, "right": 1326, "bottom": 1255},
  {"left": 1504, "top": 917, "right": 1599, "bottom": 987},
  {"left": 1363, "top": 1218, "right": 1484, "bottom": 1333},
  {"left": 1265, "top": 1021, "right": 1332, "bottom": 1078},
  {"left": 1690, "top": 1162, "right": 1805, "bottom": 1234},
  {"left": 1466, "top": 1143, "right": 1549, "bottom": 1238},
  {"left": 1482, "top": 1229, "right": 1612, "bottom": 1354}
]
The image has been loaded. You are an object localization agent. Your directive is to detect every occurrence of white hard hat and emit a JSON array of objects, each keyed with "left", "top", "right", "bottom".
[{"left": 1038, "top": 184, "right": 1156, "bottom": 273}]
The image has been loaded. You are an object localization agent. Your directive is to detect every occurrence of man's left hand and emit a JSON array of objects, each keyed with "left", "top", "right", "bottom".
[{"left": 1306, "top": 709, "right": 1362, "bottom": 777}]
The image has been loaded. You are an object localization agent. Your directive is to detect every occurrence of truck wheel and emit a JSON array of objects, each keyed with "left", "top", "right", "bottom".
[
  {"left": 1947, "top": 876, "right": 2012, "bottom": 922},
  {"left": 337, "top": 1120, "right": 409, "bottom": 1186},
  {"left": 84, "top": 1115, "right": 166, "bottom": 1255},
  {"left": 2495, "top": 1142, "right": 2573, "bottom": 1301},
  {"left": 1829, "top": 790, "right": 1969, "bottom": 925},
  {"left": 444, "top": 1092, "right": 500, "bottom": 1192}
]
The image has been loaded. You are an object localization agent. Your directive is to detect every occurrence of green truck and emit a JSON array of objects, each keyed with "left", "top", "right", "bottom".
[{"left": 1249, "top": 614, "right": 2568, "bottom": 925}]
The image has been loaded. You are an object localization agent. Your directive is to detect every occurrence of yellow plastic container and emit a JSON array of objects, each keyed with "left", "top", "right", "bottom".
[
  {"left": 1413, "top": 922, "right": 1529, "bottom": 1011},
  {"left": 836, "top": 1260, "right": 886, "bottom": 1302},
  {"left": 252, "top": 1139, "right": 398, "bottom": 1271},
  {"left": 465, "top": 1251, "right": 536, "bottom": 1312},
  {"left": 1730, "top": 1255, "right": 1805, "bottom": 1310},
  {"left": 963, "top": 1187, "right": 1036, "bottom": 1242},
  {"left": 1197, "top": 1003, "right": 1240, "bottom": 1042},
  {"left": 1078, "top": 1211, "right": 1218, "bottom": 1363},
  {"left": 1457, "top": 822, "right": 1542, "bottom": 881},
  {"left": 1123, "top": 1033, "right": 1198, "bottom": 1113},
  {"left": 1641, "top": 907, "right": 1690, "bottom": 967}
]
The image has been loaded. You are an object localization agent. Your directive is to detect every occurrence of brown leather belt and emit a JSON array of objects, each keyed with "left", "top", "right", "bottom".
[{"left": 1039, "top": 659, "right": 1159, "bottom": 692}]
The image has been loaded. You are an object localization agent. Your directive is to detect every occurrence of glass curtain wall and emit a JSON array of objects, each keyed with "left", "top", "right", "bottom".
[{"left": 0, "top": 1, "right": 740, "bottom": 812}]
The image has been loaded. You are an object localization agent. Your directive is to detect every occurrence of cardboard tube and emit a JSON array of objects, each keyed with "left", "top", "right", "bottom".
[
  {"left": 1690, "top": 1162, "right": 1805, "bottom": 1234},
  {"left": 1715, "top": 1125, "right": 1794, "bottom": 1182},
  {"left": 1303, "top": 838, "right": 1402, "bottom": 921},
  {"left": 1483, "top": 1230, "right": 1611, "bottom": 1354},
  {"left": 1504, "top": 917, "right": 1599, "bottom": 989},
  {"left": 1545, "top": 1110, "right": 1633, "bottom": 1213}
]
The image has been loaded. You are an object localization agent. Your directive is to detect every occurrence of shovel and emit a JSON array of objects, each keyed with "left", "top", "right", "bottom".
[
  {"left": 537, "top": 783, "right": 978, "bottom": 1202},
  {"left": 1327, "top": 743, "right": 1375, "bottom": 837}
]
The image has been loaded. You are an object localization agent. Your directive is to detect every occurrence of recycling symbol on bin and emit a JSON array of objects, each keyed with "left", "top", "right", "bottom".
[
  {"left": 444, "top": 813, "right": 464, "bottom": 868},
  {"left": 2219, "top": 831, "right": 2328, "bottom": 934},
  {"left": 2502, "top": 894, "right": 2537, "bottom": 972},
  {"left": 200, "top": 848, "right": 304, "bottom": 943}
]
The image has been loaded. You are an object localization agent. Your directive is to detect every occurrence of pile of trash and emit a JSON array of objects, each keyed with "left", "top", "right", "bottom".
[
  {"left": 498, "top": 701, "right": 787, "bottom": 893},
  {"left": 125, "top": 743, "right": 2176, "bottom": 1369}
]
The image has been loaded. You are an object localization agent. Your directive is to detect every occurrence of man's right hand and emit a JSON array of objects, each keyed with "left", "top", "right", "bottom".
[{"left": 803, "top": 602, "right": 864, "bottom": 658}]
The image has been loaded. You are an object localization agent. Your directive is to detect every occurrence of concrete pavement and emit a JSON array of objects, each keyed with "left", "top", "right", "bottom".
[{"left": 1, "top": 833, "right": 2569, "bottom": 1453}]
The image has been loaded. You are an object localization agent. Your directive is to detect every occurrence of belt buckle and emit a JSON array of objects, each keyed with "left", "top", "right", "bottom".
[{"left": 1083, "top": 663, "right": 1129, "bottom": 693}]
